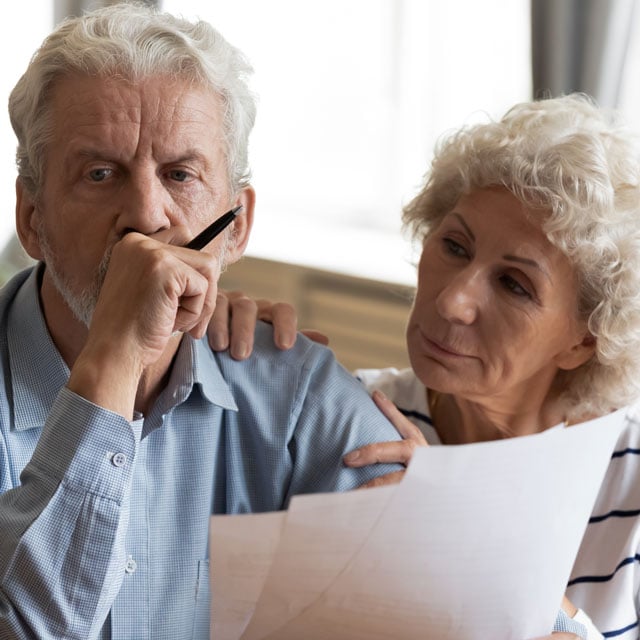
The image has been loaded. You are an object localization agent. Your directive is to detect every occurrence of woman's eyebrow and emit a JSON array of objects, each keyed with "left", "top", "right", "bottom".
[
  {"left": 450, "top": 212, "right": 475, "bottom": 240},
  {"left": 503, "top": 254, "right": 552, "bottom": 282},
  {"left": 450, "top": 211, "right": 551, "bottom": 282}
]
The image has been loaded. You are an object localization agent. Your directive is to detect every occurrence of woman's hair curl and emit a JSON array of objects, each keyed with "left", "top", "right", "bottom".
[{"left": 403, "top": 94, "right": 640, "bottom": 417}]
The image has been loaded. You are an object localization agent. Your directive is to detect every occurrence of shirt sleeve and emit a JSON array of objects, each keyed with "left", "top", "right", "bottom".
[
  {"left": 553, "top": 608, "right": 588, "bottom": 638},
  {"left": 572, "top": 608, "right": 604, "bottom": 640},
  {"left": 285, "top": 343, "right": 404, "bottom": 501},
  {"left": 0, "top": 387, "right": 141, "bottom": 640}
]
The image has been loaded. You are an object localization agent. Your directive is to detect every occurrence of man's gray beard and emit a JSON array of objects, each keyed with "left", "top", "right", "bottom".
[
  {"left": 37, "top": 228, "right": 233, "bottom": 329},
  {"left": 38, "top": 231, "right": 111, "bottom": 328}
]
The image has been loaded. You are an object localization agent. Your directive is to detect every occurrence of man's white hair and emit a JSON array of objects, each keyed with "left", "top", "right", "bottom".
[{"left": 9, "top": 3, "right": 257, "bottom": 198}]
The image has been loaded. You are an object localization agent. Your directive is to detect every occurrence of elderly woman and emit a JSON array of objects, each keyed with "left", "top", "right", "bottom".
[{"left": 212, "top": 94, "right": 640, "bottom": 639}]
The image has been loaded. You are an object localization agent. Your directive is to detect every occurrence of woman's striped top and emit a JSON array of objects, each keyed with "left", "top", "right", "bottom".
[{"left": 355, "top": 367, "right": 639, "bottom": 639}]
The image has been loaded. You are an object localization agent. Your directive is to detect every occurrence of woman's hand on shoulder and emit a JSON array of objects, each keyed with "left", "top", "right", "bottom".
[
  {"left": 208, "top": 289, "right": 327, "bottom": 359},
  {"left": 343, "top": 389, "right": 428, "bottom": 488}
]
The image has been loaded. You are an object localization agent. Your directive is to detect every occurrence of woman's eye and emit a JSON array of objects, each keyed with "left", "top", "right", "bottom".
[
  {"left": 443, "top": 238, "right": 468, "bottom": 258},
  {"left": 88, "top": 168, "right": 112, "bottom": 182},
  {"left": 500, "top": 274, "right": 531, "bottom": 298}
]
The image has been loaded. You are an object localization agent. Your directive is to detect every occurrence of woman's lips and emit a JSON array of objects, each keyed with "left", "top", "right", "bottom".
[{"left": 421, "top": 331, "right": 469, "bottom": 359}]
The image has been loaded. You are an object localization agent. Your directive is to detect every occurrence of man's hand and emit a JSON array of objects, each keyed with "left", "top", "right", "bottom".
[
  {"left": 208, "top": 290, "right": 328, "bottom": 359},
  {"left": 68, "top": 233, "right": 222, "bottom": 418},
  {"left": 94, "top": 234, "right": 220, "bottom": 355},
  {"left": 343, "top": 389, "right": 428, "bottom": 487}
]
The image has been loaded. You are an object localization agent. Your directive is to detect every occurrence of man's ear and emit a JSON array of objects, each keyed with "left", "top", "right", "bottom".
[
  {"left": 555, "top": 332, "right": 597, "bottom": 371},
  {"left": 15, "top": 177, "right": 44, "bottom": 261},
  {"left": 225, "top": 185, "right": 255, "bottom": 265}
]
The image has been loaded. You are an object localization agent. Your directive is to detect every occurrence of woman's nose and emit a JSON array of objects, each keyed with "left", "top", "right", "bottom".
[{"left": 435, "top": 269, "right": 482, "bottom": 325}]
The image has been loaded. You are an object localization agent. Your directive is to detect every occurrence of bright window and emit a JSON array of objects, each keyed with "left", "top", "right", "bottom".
[
  {"left": 0, "top": 0, "right": 53, "bottom": 272},
  {"left": 3, "top": 3, "right": 640, "bottom": 285},
  {"left": 0, "top": 2, "right": 53, "bottom": 249},
  {"left": 163, "top": 0, "right": 531, "bottom": 283},
  {"left": 619, "top": 13, "right": 640, "bottom": 134}
]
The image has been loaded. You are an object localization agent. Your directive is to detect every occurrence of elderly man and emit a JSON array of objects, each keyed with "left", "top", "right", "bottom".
[{"left": 0, "top": 5, "right": 401, "bottom": 639}]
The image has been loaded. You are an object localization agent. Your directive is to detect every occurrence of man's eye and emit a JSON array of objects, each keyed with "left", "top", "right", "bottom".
[
  {"left": 168, "top": 169, "right": 190, "bottom": 182},
  {"left": 88, "top": 168, "right": 112, "bottom": 182}
]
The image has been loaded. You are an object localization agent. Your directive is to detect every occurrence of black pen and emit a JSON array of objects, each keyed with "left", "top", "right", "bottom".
[{"left": 184, "top": 205, "right": 243, "bottom": 250}]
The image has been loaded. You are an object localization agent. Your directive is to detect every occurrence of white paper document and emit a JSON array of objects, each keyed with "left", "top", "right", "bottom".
[{"left": 210, "top": 410, "right": 627, "bottom": 640}]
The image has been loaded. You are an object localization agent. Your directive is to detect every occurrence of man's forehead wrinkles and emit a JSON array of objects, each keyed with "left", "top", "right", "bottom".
[{"left": 67, "top": 105, "right": 214, "bottom": 124}]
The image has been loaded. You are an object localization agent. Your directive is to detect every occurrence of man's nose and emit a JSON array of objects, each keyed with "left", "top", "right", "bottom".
[
  {"left": 115, "top": 172, "right": 172, "bottom": 237},
  {"left": 435, "top": 269, "right": 482, "bottom": 325}
]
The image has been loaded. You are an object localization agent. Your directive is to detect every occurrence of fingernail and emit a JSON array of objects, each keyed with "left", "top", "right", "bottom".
[
  {"left": 231, "top": 341, "right": 248, "bottom": 360},
  {"left": 210, "top": 334, "right": 226, "bottom": 351},
  {"left": 275, "top": 331, "right": 292, "bottom": 350}
]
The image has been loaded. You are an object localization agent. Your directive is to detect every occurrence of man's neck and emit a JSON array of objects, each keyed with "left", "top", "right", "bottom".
[
  {"left": 39, "top": 273, "right": 181, "bottom": 419},
  {"left": 133, "top": 343, "right": 181, "bottom": 416}
]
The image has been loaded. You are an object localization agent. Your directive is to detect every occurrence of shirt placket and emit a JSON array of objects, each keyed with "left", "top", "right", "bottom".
[{"left": 110, "top": 435, "right": 150, "bottom": 639}]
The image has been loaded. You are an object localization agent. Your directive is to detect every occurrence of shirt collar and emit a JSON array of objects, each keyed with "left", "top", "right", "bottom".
[
  {"left": 192, "top": 337, "right": 238, "bottom": 410},
  {"left": 8, "top": 266, "right": 70, "bottom": 431},
  {"left": 151, "top": 335, "right": 238, "bottom": 418},
  {"left": 7, "top": 266, "right": 238, "bottom": 432}
]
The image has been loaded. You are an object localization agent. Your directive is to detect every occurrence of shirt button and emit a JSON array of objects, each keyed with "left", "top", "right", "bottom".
[
  {"left": 112, "top": 452, "right": 127, "bottom": 468},
  {"left": 125, "top": 555, "right": 137, "bottom": 574}
]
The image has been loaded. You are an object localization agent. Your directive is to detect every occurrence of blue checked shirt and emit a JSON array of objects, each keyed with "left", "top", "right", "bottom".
[{"left": 0, "top": 267, "right": 402, "bottom": 640}]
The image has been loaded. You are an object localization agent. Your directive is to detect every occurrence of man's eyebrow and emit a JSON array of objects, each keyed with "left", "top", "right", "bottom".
[{"left": 170, "top": 150, "right": 209, "bottom": 163}]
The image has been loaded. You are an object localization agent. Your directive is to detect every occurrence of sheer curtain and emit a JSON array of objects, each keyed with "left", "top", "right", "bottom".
[
  {"left": 531, "top": 0, "right": 638, "bottom": 107},
  {"left": 161, "top": 0, "right": 531, "bottom": 283},
  {"left": 6, "top": 2, "right": 639, "bottom": 284},
  {"left": 54, "top": 0, "right": 160, "bottom": 22}
]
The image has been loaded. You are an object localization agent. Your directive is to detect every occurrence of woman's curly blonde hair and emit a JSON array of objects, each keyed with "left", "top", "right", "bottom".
[{"left": 403, "top": 94, "right": 640, "bottom": 418}]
